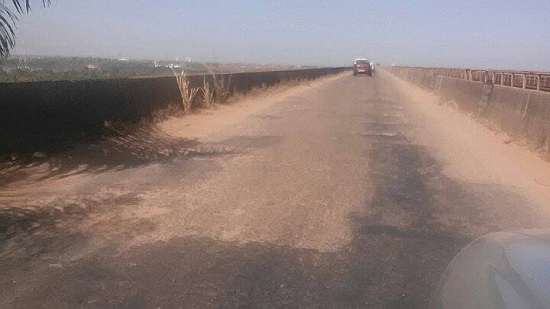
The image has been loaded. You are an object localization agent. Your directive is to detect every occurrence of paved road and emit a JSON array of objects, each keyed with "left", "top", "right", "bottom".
[{"left": 1, "top": 72, "right": 549, "bottom": 308}]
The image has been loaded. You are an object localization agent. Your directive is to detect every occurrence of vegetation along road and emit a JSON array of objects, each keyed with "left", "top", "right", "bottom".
[{"left": 1, "top": 71, "right": 550, "bottom": 307}]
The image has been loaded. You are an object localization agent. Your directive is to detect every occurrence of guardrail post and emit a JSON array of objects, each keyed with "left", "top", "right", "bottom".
[
  {"left": 501, "top": 73, "right": 504, "bottom": 85},
  {"left": 511, "top": 73, "right": 515, "bottom": 87},
  {"left": 537, "top": 75, "right": 541, "bottom": 91},
  {"left": 522, "top": 74, "right": 527, "bottom": 89}
]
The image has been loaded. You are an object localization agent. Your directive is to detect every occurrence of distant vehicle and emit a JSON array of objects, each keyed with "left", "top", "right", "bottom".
[
  {"left": 353, "top": 59, "right": 372, "bottom": 76},
  {"left": 433, "top": 229, "right": 550, "bottom": 308}
]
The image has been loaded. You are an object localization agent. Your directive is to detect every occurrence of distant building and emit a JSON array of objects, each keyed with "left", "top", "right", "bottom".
[
  {"left": 153, "top": 60, "right": 185, "bottom": 69},
  {"left": 87, "top": 64, "right": 100, "bottom": 70}
]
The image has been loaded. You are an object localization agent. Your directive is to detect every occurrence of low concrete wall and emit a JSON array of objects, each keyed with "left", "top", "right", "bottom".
[
  {"left": 387, "top": 67, "right": 550, "bottom": 155},
  {"left": 0, "top": 68, "right": 347, "bottom": 155},
  {"left": 436, "top": 77, "right": 486, "bottom": 114},
  {"left": 392, "top": 67, "right": 436, "bottom": 90},
  {"left": 486, "top": 85, "right": 550, "bottom": 151}
]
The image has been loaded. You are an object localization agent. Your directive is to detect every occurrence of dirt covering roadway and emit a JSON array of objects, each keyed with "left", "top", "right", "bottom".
[{"left": 1, "top": 71, "right": 550, "bottom": 308}]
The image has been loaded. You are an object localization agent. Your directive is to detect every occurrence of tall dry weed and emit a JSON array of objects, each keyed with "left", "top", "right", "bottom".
[
  {"left": 213, "top": 74, "right": 232, "bottom": 103},
  {"left": 201, "top": 76, "right": 215, "bottom": 109},
  {"left": 171, "top": 69, "right": 198, "bottom": 112},
  {"left": 203, "top": 64, "right": 232, "bottom": 104}
]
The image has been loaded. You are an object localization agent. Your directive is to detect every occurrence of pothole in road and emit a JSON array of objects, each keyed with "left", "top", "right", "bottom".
[
  {"left": 358, "top": 133, "right": 410, "bottom": 145},
  {"left": 252, "top": 114, "right": 282, "bottom": 120},
  {"left": 363, "top": 121, "right": 412, "bottom": 126},
  {"left": 360, "top": 132, "right": 399, "bottom": 137},
  {"left": 220, "top": 136, "right": 284, "bottom": 150}
]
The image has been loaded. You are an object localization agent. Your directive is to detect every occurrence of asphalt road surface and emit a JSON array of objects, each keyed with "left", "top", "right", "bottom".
[{"left": 1, "top": 71, "right": 550, "bottom": 308}]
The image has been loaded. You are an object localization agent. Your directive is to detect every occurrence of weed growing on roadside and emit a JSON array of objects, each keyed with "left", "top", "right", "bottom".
[
  {"left": 171, "top": 68, "right": 198, "bottom": 112},
  {"left": 213, "top": 73, "right": 232, "bottom": 103},
  {"left": 203, "top": 64, "right": 232, "bottom": 104},
  {"left": 201, "top": 76, "right": 215, "bottom": 109}
]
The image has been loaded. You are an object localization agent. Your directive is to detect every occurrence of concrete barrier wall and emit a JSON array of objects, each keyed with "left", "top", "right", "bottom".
[
  {"left": 486, "top": 85, "right": 550, "bottom": 151},
  {"left": 391, "top": 67, "right": 436, "bottom": 90},
  {"left": 387, "top": 67, "right": 550, "bottom": 155},
  {"left": 436, "top": 77, "right": 485, "bottom": 114},
  {"left": 0, "top": 68, "right": 347, "bottom": 154}
]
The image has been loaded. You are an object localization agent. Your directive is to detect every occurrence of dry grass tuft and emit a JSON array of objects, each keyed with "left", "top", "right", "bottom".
[
  {"left": 201, "top": 76, "right": 215, "bottom": 109},
  {"left": 213, "top": 74, "right": 232, "bottom": 104},
  {"left": 171, "top": 69, "right": 198, "bottom": 112},
  {"left": 203, "top": 65, "right": 232, "bottom": 104}
]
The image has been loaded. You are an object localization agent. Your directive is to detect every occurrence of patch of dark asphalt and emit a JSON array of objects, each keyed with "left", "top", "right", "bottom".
[
  {"left": 359, "top": 133, "right": 404, "bottom": 140},
  {"left": 358, "top": 133, "right": 411, "bottom": 146},
  {"left": 347, "top": 96, "right": 543, "bottom": 307},
  {"left": 359, "top": 224, "right": 470, "bottom": 243},
  {"left": 3, "top": 236, "right": 388, "bottom": 308}
]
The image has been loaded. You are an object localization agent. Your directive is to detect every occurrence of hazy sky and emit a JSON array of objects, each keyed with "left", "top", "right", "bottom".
[{"left": 11, "top": 0, "right": 550, "bottom": 70}]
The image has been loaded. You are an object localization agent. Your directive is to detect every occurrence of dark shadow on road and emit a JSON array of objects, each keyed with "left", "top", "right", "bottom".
[
  {"left": 0, "top": 123, "right": 236, "bottom": 187},
  {"left": 0, "top": 122, "right": 237, "bottom": 264},
  {"left": 0, "top": 192, "right": 147, "bottom": 259}
]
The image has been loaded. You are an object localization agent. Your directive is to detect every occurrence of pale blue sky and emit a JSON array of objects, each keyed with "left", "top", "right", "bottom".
[{"left": 11, "top": 0, "right": 550, "bottom": 70}]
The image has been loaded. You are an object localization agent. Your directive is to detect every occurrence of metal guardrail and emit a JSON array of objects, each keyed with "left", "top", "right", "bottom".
[{"left": 388, "top": 66, "right": 550, "bottom": 92}]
